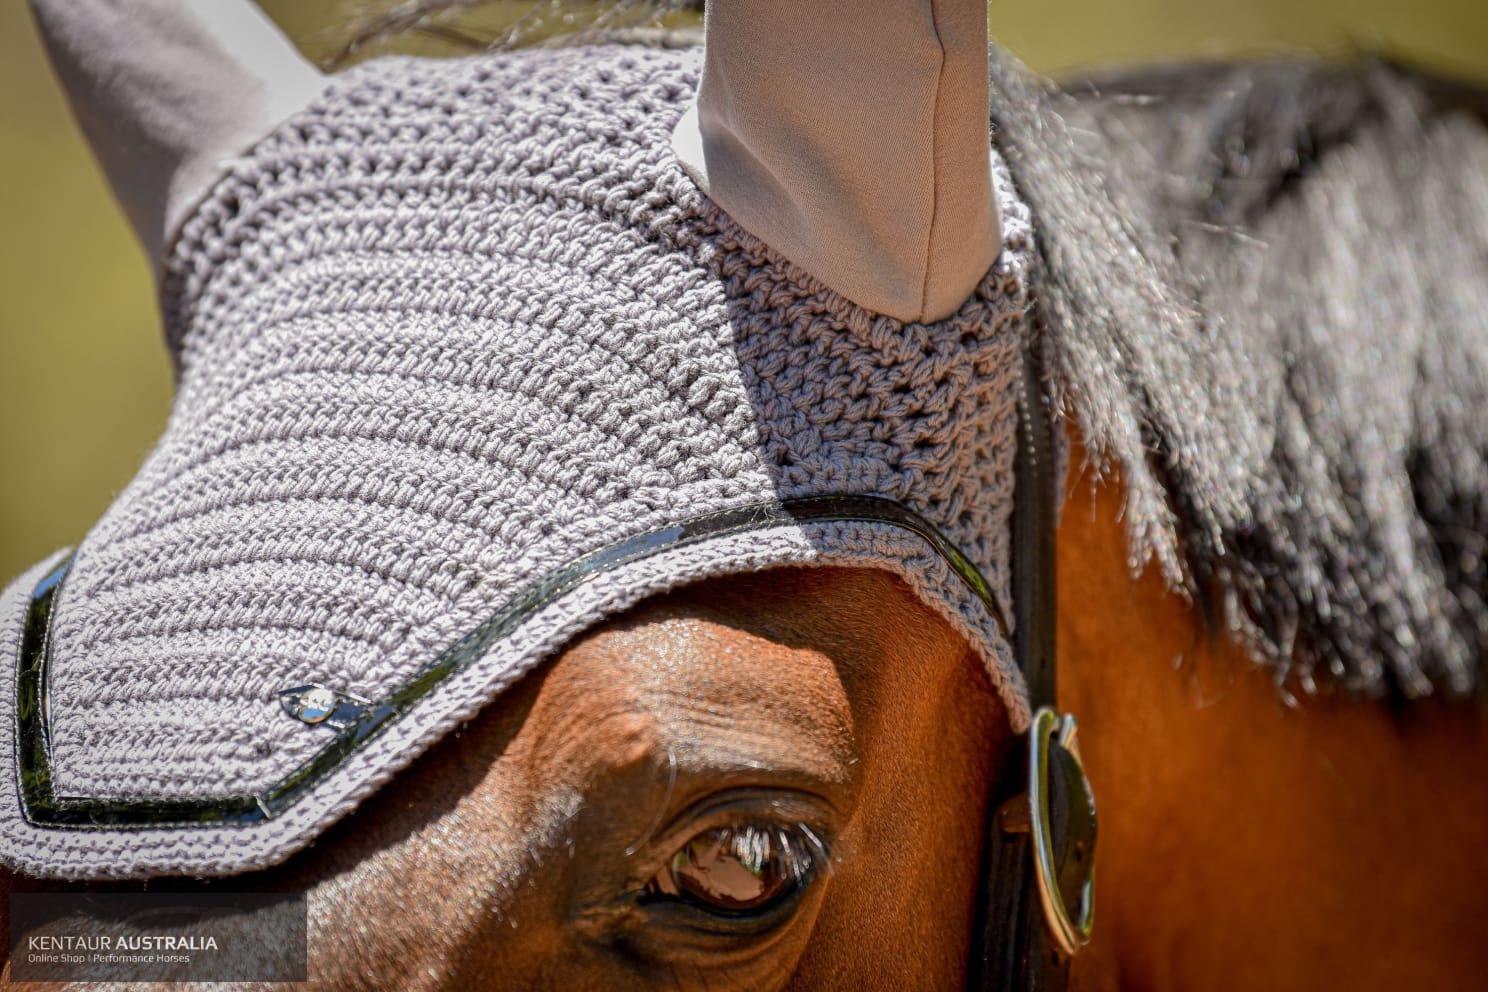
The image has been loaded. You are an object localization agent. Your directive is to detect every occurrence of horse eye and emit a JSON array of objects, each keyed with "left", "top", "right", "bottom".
[{"left": 644, "top": 822, "right": 823, "bottom": 916}]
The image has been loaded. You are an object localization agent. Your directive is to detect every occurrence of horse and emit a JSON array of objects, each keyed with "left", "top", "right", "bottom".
[{"left": 4, "top": 1, "right": 1488, "bottom": 989}]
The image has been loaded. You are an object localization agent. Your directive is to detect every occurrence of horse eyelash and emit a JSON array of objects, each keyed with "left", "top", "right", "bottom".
[
  {"left": 796, "top": 823, "right": 833, "bottom": 877},
  {"left": 724, "top": 821, "right": 834, "bottom": 880}
]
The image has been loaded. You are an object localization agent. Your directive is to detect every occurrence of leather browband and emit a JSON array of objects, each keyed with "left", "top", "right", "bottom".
[{"left": 969, "top": 338, "right": 1099, "bottom": 990}]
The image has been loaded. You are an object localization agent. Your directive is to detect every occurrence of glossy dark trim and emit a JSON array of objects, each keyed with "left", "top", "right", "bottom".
[{"left": 15, "top": 495, "right": 1006, "bottom": 831}]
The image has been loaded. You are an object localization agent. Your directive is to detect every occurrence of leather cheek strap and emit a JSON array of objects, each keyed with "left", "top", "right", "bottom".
[
  {"left": 968, "top": 336, "right": 1098, "bottom": 991},
  {"left": 977, "top": 738, "right": 1094, "bottom": 989}
]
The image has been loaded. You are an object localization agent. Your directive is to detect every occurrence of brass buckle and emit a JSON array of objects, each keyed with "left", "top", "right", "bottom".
[{"left": 1028, "top": 706, "right": 1096, "bottom": 956}]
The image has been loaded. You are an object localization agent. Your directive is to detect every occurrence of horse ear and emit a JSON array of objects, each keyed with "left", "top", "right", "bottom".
[
  {"left": 28, "top": 0, "right": 324, "bottom": 272},
  {"left": 673, "top": 0, "right": 999, "bottom": 323}
]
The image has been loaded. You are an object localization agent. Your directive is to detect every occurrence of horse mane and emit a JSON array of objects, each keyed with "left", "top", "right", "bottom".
[{"left": 988, "top": 49, "right": 1488, "bottom": 702}]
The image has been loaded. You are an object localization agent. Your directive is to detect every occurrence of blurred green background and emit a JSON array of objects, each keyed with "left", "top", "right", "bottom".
[{"left": 3, "top": 0, "right": 1488, "bottom": 582}]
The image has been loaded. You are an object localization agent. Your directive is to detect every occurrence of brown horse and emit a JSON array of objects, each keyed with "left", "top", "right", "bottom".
[
  {"left": 5, "top": 2, "right": 1488, "bottom": 990},
  {"left": 6, "top": 455, "right": 1484, "bottom": 990}
]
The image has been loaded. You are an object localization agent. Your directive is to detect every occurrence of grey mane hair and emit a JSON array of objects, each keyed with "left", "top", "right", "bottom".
[{"left": 988, "top": 47, "right": 1488, "bottom": 702}]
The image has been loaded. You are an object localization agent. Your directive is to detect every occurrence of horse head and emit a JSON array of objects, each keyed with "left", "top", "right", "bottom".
[{"left": 4, "top": 1, "right": 1487, "bottom": 989}]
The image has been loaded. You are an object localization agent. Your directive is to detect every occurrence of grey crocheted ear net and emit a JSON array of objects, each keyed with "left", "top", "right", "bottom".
[{"left": 0, "top": 45, "right": 1036, "bottom": 879}]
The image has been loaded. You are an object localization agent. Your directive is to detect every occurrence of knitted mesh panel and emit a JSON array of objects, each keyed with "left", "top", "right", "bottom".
[{"left": 2, "top": 44, "right": 1035, "bottom": 877}]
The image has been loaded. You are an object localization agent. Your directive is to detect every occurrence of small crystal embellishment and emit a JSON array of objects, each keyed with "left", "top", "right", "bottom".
[{"left": 281, "top": 684, "right": 338, "bottom": 724}]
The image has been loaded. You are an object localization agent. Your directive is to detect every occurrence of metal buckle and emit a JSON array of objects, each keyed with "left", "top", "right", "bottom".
[{"left": 1028, "top": 706, "right": 1096, "bottom": 956}]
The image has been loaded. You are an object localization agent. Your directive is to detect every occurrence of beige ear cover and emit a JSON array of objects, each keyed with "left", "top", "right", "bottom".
[
  {"left": 674, "top": 0, "right": 1000, "bottom": 322},
  {"left": 29, "top": 0, "right": 324, "bottom": 271}
]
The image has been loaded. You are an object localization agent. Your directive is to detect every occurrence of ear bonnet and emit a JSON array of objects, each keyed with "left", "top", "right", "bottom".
[{"left": 3, "top": 6, "right": 1044, "bottom": 878}]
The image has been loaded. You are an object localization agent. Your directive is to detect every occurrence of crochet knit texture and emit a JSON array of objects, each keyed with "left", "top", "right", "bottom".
[{"left": 0, "top": 44, "right": 1035, "bottom": 878}]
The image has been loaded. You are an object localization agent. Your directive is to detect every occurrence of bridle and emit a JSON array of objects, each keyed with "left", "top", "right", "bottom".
[{"left": 970, "top": 340, "right": 1099, "bottom": 990}]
